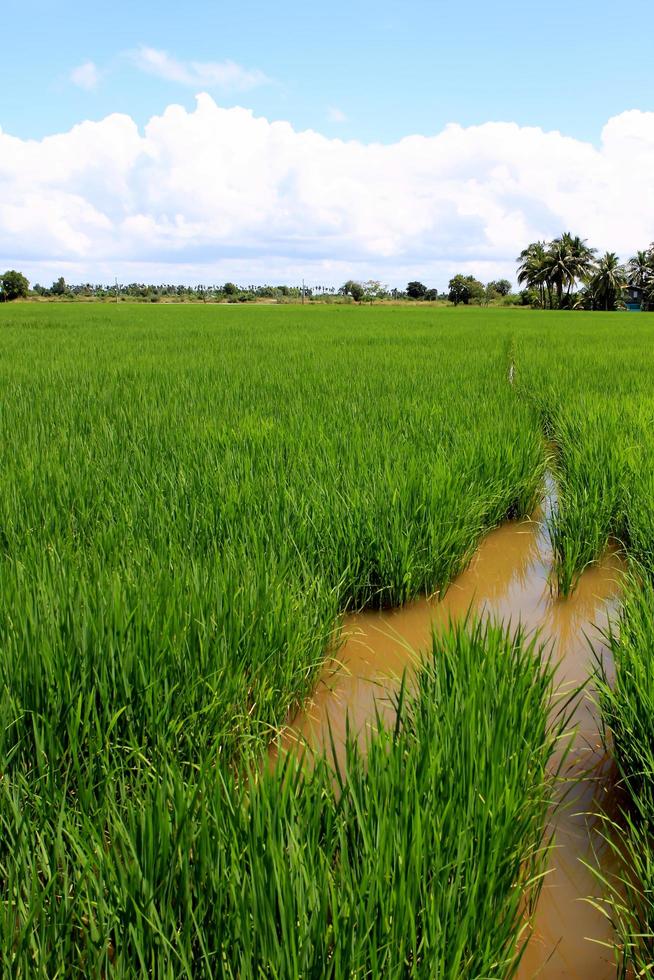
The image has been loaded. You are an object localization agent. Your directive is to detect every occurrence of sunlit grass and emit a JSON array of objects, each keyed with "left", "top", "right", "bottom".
[
  {"left": 3, "top": 302, "right": 654, "bottom": 971},
  {"left": 592, "top": 577, "right": 654, "bottom": 975},
  {"left": 0, "top": 618, "right": 561, "bottom": 978}
]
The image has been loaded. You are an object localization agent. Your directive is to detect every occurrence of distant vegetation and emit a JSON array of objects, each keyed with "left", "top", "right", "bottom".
[
  {"left": 517, "top": 233, "right": 654, "bottom": 310},
  {"left": 0, "top": 273, "right": 519, "bottom": 307},
  {"left": 2, "top": 235, "right": 654, "bottom": 311},
  {"left": 0, "top": 270, "right": 29, "bottom": 301}
]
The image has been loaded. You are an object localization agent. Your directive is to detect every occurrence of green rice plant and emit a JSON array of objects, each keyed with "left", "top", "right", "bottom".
[
  {"left": 9, "top": 303, "right": 650, "bottom": 971},
  {"left": 593, "top": 577, "right": 654, "bottom": 975},
  {"left": 521, "top": 403, "right": 626, "bottom": 595},
  {"left": 0, "top": 304, "right": 546, "bottom": 779},
  {"left": 0, "top": 303, "right": 558, "bottom": 973},
  {"left": 0, "top": 617, "right": 561, "bottom": 978},
  {"left": 598, "top": 579, "right": 654, "bottom": 810},
  {"left": 586, "top": 809, "right": 654, "bottom": 980},
  {"left": 511, "top": 312, "right": 654, "bottom": 967},
  {"left": 320, "top": 618, "right": 563, "bottom": 979},
  {"left": 512, "top": 312, "right": 653, "bottom": 593}
]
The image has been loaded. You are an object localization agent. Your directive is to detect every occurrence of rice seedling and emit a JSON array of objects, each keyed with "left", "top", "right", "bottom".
[
  {"left": 1, "top": 301, "right": 648, "bottom": 973},
  {"left": 508, "top": 312, "right": 654, "bottom": 970},
  {"left": 0, "top": 303, "right": 545, "bottom": 780},
  {"left": 0, "top": 617, "right": 560, "bottom": 978},
  {"left": 591, "top": 577, "right": 654, "bottom": 975}
]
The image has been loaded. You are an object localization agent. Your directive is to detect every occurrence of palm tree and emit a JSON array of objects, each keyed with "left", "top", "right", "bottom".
[
  {"left": 516, "top": 241, "right": 551, "bottom": 308},
  {"left": 567, "top": 234, "right": 597, "bottom": 294},
  {"left": 627, "top": 249, "right": 652, "bottom": 290},
  {"left": 624, "top": 246, "right": 654, "bottom": 310},
  {"left": 545, "top": 233, "right": 597, "bottom": 308},
  {"left": 586, "top": 252, "right": 627, "bottom": 311}
]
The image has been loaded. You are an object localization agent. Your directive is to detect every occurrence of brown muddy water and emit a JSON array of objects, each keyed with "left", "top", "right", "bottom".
[{"left": 277, "top": 490, "right": 626, "bottom": 978}]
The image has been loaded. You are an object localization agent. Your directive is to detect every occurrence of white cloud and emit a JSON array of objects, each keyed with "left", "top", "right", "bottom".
[
  {"left": 327, "top": 106, "right": 347, "bottom": 123},
  {"left": 131, "top": 47, "right": 269, "bottom": 92},
  {"left": 1, "top": 96, "right": 654, "bottom": 286},
  {"left": 70, "top": 61, "right": 100, "bottom": 91}
]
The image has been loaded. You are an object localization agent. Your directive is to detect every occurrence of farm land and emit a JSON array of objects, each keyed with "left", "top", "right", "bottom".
[{"left": 0, "top": 302, "right": 652, "bottom": 976}]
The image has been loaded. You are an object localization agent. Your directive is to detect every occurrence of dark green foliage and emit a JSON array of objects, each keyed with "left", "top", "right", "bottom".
[
  {"left": 488, "top": 278, "right": 512, "bottom": 296},
  {"left": 516, "top": 234, "right": 597, "bottom": 308},
  {"left": 0, "top": 269, "right": 29, "bottom": 301},
  {"left": 339, "top": 279, "right": 365, "bottom": 301},
  {"left": 447, "top": 274, "right": 484, "bottom": 305},
  {"left": 406, "top": 280, "right": 427, "bottom": 299}
]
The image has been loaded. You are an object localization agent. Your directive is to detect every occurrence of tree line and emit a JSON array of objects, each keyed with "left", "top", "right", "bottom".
[
  {"left": 517, "top": 234, "right": 654, "bottom": 311},
  {"left": 3, "top": 240, "right": 654, "bottom": 309},
  {"left": 0, "top": 276, "right": 330, "bottom": 303},
  {"left": 0, "top": 272, "right": 516, "bottom": 305},
  {"left": 340, "top": 277, "right": 512, "bottom": 304}
]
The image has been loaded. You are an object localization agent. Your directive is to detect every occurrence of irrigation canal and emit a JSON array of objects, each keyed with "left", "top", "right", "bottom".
[{"left": 278, "top": 480, "right": 626, "bottom": 978}]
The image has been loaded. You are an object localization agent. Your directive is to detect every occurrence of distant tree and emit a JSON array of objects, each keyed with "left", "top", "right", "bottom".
[
  {"left": 340, "top": 280, "right": 365, "bottom": 302},
  {"left": 448, "top": 274, "right": 484, "bottom": 306},
  {"left": 516, "top": 241, "right": 550, "bottom": 308},
  {"left": 627, "top": 246, "right": 654, "bottom": 310},
  {"left": 222, "top": 282, "right": 239, "bottom": 296},
  {"left": 519, "top": 288, "right": 539, "bottom": 307},
  {"left": 467, "top": 278, "right": 485, "bottom": 304},
  {"left": 362, "top": 280, "right": 388, "bottom": 302},
  {"left": 424, "top": 288, "right": 439, "bottom": 301},
  {"left": 483, "top": 283, "right": 498, "bottom": 305},
  {"left": 0, "top": 270, "right": 29, "bottom": 301},
  {"left": 448, "top": 275, "right": 468, "bottom": 306},
  {"left": 406, "top": 281, "right": 427, "bottom": 300},
  {"left": 51, "top": 276, "right": 68, "bottom": 296},
  {"left": 627, "top": 249, "right": 652, "bottom": 291},
  {"left": 544, "top": 233, "right": 596, "bottom": 308},
  {"left": 585, "top": 252, "right": 627, "bottom": 311},
  {"left": 488, "top": 278, "right": 512, "bottom": 296},
  {"left": 517, "top": 235, "right": 596, "bottom": 309}
]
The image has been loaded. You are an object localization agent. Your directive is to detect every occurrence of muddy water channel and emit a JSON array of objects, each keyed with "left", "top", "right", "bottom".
[{"left": 280, "top": 491, "right": 626, "bottom": 978}]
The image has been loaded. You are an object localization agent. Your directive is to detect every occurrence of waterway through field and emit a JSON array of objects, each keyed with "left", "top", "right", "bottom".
[{"left": 277, "top": 483, "right": 626, "bottom": 978}]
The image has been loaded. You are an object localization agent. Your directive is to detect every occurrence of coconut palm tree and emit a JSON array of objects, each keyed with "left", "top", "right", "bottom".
[
  {"left": 624, "top": 246, "right": 654, "bottom": 310},
  {"left": 516, "top": 241, "right": 551, "bottom": 308},
  {"left": 585, "top": 252, "right": 627, "bottom": 311},
  {"left": 545, "top": 233, "right": 597, "bottom": 308},
  {"left": 627, "top": 249, "right": 652, "bottom": 290},
  {"left": 567, "top": 234, "right": 597, "bottom": 288}
]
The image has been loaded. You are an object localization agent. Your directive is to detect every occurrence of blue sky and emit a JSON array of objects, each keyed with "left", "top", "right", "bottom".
[
  {"left": 4, "top": 0, "right": 653, "bottom": 145},
  {"left": 1, "top": 0, "right": 654, "bottom": 287}
]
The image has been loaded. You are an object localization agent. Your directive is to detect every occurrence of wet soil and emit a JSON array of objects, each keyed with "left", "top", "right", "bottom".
[{"left": 278, "top": 498, "right": 626, "bottom": 978}]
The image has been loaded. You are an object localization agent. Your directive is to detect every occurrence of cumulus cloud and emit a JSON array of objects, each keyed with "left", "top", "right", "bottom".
[
  {"left": 131, "top": 47, "right": 269, "bottom": 92},
  {"left": 70, "top": 61, "right": 100, "bottom": 91},
  {"left": 1, "top": 96, "right": 653, "bottom": 286}
]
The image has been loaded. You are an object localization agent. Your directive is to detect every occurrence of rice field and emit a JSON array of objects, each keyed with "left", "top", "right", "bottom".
[{"left": 1, "top": 302, "right": 654, "bottom": 975}]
